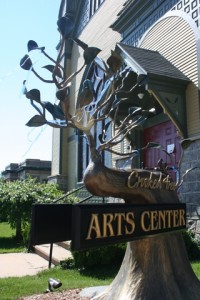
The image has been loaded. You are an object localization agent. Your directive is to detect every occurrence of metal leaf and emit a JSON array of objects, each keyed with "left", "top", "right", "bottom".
[
  {"left": 107, "top": 50, "right": 122, "bottom": 73},
  {"left": 26, "top": 89, "right": 41, "bottom": 103},
  {"left": 20, "top": 55, "right": 32, "bottom": 70},
  {"left": 47, "top": 120, "right": 67, "bottom": 128},
  {"left": 94, "top": 57, "right": 108, "bottom": 73},
  {"left": 83, "top": 47, "right": 101, "bottom": 65},
  {"left": 43, "top": 101, "right": 55, "bottom": 114},
  {"left": 56, "top": 87, "right": 70, "bottom": 101},
  {"left": 27, "top": 40, "right": 38, "bottom": 51},
  {"left": 26, "top": 115, "right": 46, "bottom": 127},
  {"left": 53, "top": 104, "right": 65, "bottom": 120},
  {"left": 73, "top": 38, "right": 88, "bottom": 50},
  {"left": 43, "top": 102, "right": 65, "bottom": 120},
  {"left": 98, "top": 134, "right": 104, "bottom": 144},
  {"left": 57, "top": 16, "right": 74, "bottom": 38},
  {"left": 42, "top": 65, "right": 63, "bottom": 79},
  {"left": 104, "top": 120, "right": 112, "bottom": 134},
  {"left": 27, "top": 40, "right": 45, "bottom": 52}
]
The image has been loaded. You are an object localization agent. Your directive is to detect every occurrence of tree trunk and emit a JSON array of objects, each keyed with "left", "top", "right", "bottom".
[
  {"left": 16, "top": 219, "right": 22, "bottom": 240},
  {"left": 83, "top": 160, "right": 200, "bottom": 300}
]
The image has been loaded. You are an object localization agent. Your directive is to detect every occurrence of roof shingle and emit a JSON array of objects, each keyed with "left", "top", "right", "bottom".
[{"left": 117, "top": 43, "right": 189, "bottom": 83}]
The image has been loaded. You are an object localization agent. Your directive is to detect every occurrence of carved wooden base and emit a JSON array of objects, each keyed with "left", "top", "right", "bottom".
[{"left": 92, "top": 234, "right": 200, "bottom": 300}]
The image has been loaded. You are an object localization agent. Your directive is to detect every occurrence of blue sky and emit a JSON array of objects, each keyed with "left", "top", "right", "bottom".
[{"left": 0, "top": 1, "right": 61, "bottom": 172}]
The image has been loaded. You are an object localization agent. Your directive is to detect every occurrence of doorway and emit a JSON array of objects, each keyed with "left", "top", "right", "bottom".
[{"left": 143, "top": 120, "right": 181, "bottom": 181}]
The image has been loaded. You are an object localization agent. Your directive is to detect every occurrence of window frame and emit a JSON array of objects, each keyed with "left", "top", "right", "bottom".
[{"left": 89, "top": 0, "right": 105, "bottom": 18}]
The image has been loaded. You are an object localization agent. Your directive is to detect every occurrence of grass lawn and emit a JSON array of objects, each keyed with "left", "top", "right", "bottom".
[
  {"left": 0, "top": 223, "right": 117, "bottom": 299},
  {"left": 0, "top": 265, "right": 117, "bottom": 300},
  {"left": 0, "top": 262, "right": 199, "bottom": 300},
  {"left": 192, "top": 261, "right": 200, "bottom": 280},
  {"left": 0, "top": 222, "right": 24, "bottom": 253},
  {"left": 0, "top": 222, "right": 200, "bottom": 300}
]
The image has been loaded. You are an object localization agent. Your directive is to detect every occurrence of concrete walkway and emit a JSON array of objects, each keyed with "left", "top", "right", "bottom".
[
  {"left": 0, "top": 252, "right": 48, "bottom": 278},
  {"left": 0, "top": 243, "right": 72, "bottom": 278},
  {"left": 34, "top": 243, "right": 72, "bottom": 266}
]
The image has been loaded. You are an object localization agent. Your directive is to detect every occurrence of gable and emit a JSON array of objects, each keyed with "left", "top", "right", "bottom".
[{"left": 139, "top": 12, "right": 200, "bottom": 137}]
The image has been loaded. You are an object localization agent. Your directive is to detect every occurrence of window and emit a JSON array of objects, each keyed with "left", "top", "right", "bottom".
[{"left": 90, "top": 0, "right": 105, "bottom": 17}]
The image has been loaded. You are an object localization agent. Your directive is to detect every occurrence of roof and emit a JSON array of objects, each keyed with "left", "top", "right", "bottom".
[
  {"left": 116, "top": 43, "right": 189, "bottom": 83},
  {"left": 111, "top": 0, "right": 150, "bottom": 32},
  {"left": 116, "top": 0, "right": 137, "bottom": 17}
]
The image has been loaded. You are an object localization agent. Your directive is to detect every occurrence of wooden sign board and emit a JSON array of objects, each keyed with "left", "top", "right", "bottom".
[
  {"left": 30, "top": 202, "right": 186, "bottom": 251},
  {"left": 30, "top": 204, "right": 72, "bottom": 245},
  {"left": 71, "top": 203, "right": 186, "bottom": 250}
]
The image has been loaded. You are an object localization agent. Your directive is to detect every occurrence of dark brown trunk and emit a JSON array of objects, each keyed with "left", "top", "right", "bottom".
[
  {"left": 84, "top": 160, "right": 179, "bottom": 204},
  {"left": 16, "top": 219, "right": 22, "bottom": 240},
  {"left": 83, "top": 160, "right": 200, "bottom": 300}
]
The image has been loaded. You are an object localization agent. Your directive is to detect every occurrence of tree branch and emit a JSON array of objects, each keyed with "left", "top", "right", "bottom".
[{"left": 32, "top": 69, "right": 54, "bottom": 83}]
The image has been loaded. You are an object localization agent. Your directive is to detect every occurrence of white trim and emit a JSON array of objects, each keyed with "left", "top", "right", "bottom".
[
  {"left": 117, "top": 43, "right": 147, "bottom": 75},
  {"left": 139, "top": 10, "right": 200, "bottom": 47},
  {"left": 139, "top": 10, "right": 200, "bottom": 87}
]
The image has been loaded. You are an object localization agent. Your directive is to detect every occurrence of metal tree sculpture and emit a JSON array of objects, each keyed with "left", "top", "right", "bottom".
[{"left": 20, "top": 15, "right": 200, "bottom": 300}]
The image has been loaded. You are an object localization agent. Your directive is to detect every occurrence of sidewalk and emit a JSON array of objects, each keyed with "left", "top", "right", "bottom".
[
  {"left": 0, "top": 252, "right": 48, "bottom": 278},
  {"left": 0, "top": 243, "right": 72, "bottom": 278}
]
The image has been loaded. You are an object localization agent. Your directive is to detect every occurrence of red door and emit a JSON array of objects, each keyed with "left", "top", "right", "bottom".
[{"left": 143, "top": 121, "right": 181, "bottom": 181}]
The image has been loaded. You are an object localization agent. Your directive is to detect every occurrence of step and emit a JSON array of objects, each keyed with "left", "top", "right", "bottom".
[
  {"left": 33, "top": 243, "right": 72, "bottom": 266},
  {"left": 56, "top": 241, "right": 71, "bottom": 250}
]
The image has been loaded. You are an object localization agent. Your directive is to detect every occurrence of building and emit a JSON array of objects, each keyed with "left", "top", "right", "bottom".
[
  {"left": 51, "top": 0, "right": 200, "bottom": 213},
  {"left": 1, "top": 159, "right": 51, "bottom": 183}
]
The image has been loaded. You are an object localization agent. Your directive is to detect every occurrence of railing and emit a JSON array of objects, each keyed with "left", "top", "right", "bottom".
[
  {"left": 46, "top": 185, "right": 112, "bottom": 268},
  {"left": 52, "top": 185, "right": 85, "bottom": 203},
  {"left": 52, "top": 184, "right": 116, "bottom": 204}
]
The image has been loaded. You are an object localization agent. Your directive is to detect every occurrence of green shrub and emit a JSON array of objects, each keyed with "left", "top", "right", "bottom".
[
  {"left": 72, "top": 243, "right": 126, "bottom": 269},
  {"left": 72, "top": 231, "right": 200, "bottom": 269},
  {"left": 60, "top": 257, "right": 76, "bottom": 269},
  {"left": 0, "top": 177, "right": 64, "bottom": 241},
  {"left": 182, "top": 230, "right": 200, "bottom": 261},
  {"left": 62, "top": 194, "right": 79, "bottom": 204}
]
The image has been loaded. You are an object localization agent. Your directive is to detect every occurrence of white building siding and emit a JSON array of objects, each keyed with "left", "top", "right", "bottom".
[
  {"left": 140, "top": 14, "right": 200, "bottom": 137},
  {"left": 68, "top": 0, "right": 125, "bottom": 177}
]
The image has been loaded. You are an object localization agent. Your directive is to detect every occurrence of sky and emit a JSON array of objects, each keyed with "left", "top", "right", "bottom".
[{"left": 0, "top": 0, "right": 61, "bottom": 172}]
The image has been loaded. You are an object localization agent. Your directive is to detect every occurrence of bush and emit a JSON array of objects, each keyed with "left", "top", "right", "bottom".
[
  {"left": 72, "top": 243, "right": 126, "bottom": 269},
  {"left": 0, "top": 177, "right": 64, "bottom": 242},
  {"left": 0, "top": 179, "right": 8, "bottom": 222},
  {"left": 182, "top": 230, "right": 200, "bottom": 261},
  {"left": 70, "top": 231, "right": 200, "bottom": 269}
]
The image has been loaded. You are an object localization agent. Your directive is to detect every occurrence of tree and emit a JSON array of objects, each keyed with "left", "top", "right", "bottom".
[
  {"left": 19, "top": 15, "right": 200, "bottom": 300},
  {"left": 0, "top": 177, "right": 63, "bottom": 240}
]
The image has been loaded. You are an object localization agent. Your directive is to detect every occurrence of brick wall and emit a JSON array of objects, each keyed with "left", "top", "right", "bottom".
[{"left": 179, "top": 139, "right": 200, "bottom": 206}]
